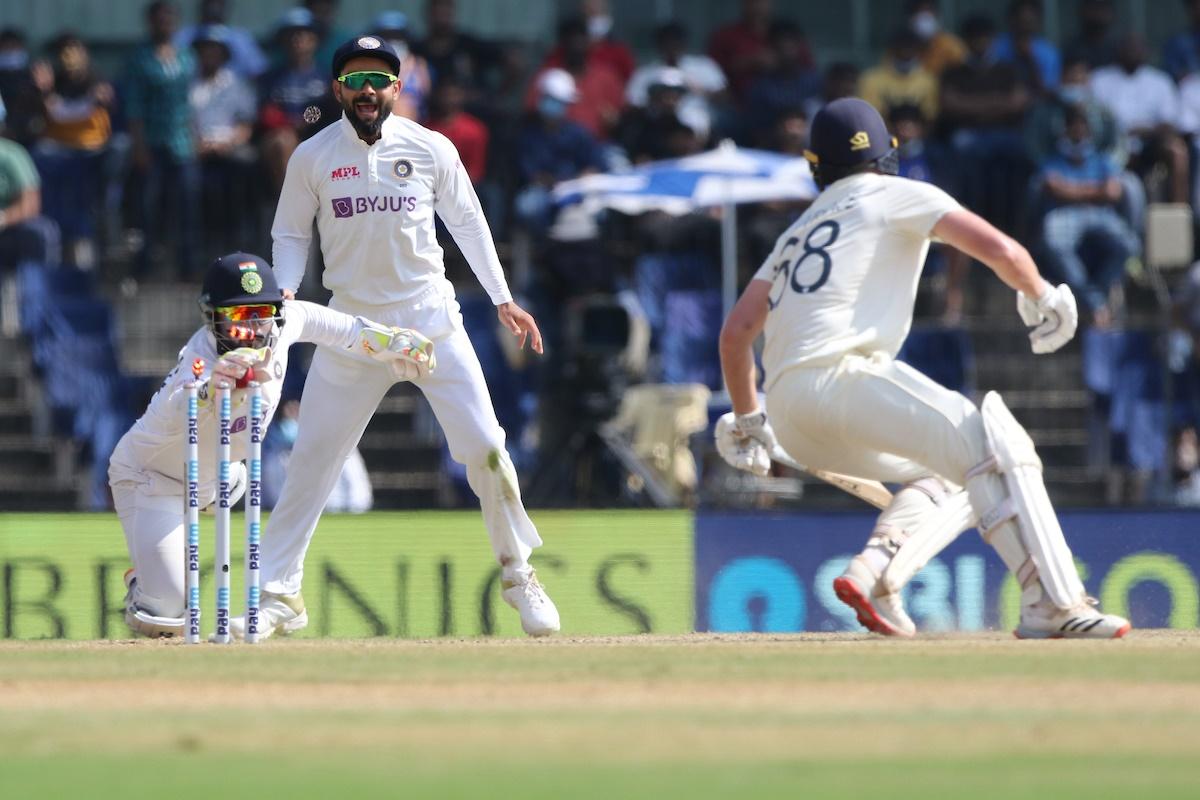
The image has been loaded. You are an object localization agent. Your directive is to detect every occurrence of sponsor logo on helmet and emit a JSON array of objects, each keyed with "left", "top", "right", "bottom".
[
  {"left": 357, "top": 36, "right": 381, "bottom": 49},
  {"left": 849, "top": 131, "right": 871, "bottom": 151},
  {"left": 393, "top": 159, "right": 413, "bottom": 179},
  {"left": 241, "top": 272, "right": 264, "bottom": 293}
]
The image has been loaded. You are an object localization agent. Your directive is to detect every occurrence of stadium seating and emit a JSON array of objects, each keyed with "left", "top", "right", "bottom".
[{"left": 17, "top": 263, "right": 131, "bottom": 508}]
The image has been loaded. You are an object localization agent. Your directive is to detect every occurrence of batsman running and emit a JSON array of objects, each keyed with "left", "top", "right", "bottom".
[
  {"left": 109, "top": 253, "right": 434, "bottom": 638},
  {"left": 716, "top": 97, "right": 1130, "bottom": 639}
]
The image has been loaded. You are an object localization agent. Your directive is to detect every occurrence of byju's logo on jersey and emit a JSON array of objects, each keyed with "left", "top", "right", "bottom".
[{"left": 331, "top": 196, "right": 418, "bottom": 218}]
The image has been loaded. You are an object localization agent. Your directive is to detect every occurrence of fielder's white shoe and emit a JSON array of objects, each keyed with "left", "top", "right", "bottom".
[
  {"left": 832, "top": 556, "right": 916, "bottom": 637},
  {"left": 1014, "top": 598, "right": 1131, "bottom": 640},
  {"left": 226, "top": 591, "right": 308, "bottom": 641},
  {"left": 502, "top": 569, "right": 560, "bottom": 637}
]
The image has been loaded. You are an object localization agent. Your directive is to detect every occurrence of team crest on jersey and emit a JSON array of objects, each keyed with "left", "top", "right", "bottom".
[
  {"left": 393, "top": 159, "right": 413, "bottom": 179},
  {"left": 849, "top": 131, "right": 871, "bottom": 151},
  {"left": 357, "top": 36, "right": 381, "bottom": 49},
  {"left": 241, "top": 272, "right": 264, "bottom": 293}
]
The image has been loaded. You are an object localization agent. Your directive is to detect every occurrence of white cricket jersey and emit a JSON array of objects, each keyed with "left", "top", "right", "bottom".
[
  {"left": 108, "top": 300, "right": 365, "bottom": 499},
  {"left": 752, "top": 173, "right": 961, "bottom": 389},
  {"left": 271, "top": 113, "right": 512, "bottom": 307}
]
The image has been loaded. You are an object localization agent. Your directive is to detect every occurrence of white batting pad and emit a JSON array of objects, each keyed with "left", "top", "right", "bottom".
[
  {"left": 973, "top": 391, "right": 1085, "bottom": 608},
  {"left": 880, "top": 484, "right": 977, "bottom": 594}
]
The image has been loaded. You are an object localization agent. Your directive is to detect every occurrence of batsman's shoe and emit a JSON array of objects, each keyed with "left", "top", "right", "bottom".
[
  {"left": 833, "top": 556, "right": 916, "bottom": 637},
  {"left": 502, "top": 570, "right": 560, "bottom": 637},
  {"left": 1014, "top": 598, "right": 1131, "bottom": 640},
  {"left": 226, "top": 591, "right": 308, "bottom": 641}
]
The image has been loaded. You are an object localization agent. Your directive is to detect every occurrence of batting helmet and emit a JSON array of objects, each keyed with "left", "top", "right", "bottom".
[
  {"left": 804, "top": 97, "right": 899, "bottom": 188},
  {"left": 199, "top": 252, "right": 285, "bottom": 353}
]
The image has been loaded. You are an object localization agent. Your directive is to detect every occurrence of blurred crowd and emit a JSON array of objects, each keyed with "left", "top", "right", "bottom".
[{"left": 3, "top": 0, "right": 1200, "bottom": 506}]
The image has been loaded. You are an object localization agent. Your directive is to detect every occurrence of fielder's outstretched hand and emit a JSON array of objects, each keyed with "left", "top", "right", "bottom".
[
  {"left": 497, "top": 301, "right": 543, "bottom": 354},
  {"left": 1017, "top": 282, "right": 1078, "bottom": 354}
]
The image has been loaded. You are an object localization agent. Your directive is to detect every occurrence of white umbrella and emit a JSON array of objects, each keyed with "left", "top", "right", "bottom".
[{"left": 553, "top": 140, "right": 818, "bottom": 314}]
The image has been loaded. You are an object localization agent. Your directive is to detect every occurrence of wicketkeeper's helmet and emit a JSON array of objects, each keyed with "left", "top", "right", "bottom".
[
  {"left": 804, "top": 97, "right": 899, "bottom": 189},
  {"left": 199, "top": 252, "right": 285, "bottom": 353}
]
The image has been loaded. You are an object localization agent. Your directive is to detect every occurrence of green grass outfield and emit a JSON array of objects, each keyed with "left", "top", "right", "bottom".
[{"left": 2, "top": 632, "right": 1199, "bottom": 799}]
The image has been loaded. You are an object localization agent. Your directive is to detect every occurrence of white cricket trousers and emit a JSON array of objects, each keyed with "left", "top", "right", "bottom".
[
  {"left": 259, "top": 286, "right": 542, "bottom": 596},
  {"left": 110, "top": 467, "right": 245, "bottom": 617},
  {"left": 765, "top": 351, "right": 989, "bottom": 486},
  {"left": 110, "top": 478, "right": 188, "bottom": 616}
]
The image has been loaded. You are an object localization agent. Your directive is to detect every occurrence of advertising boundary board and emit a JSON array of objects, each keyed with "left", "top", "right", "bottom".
[
  {"left": 0, "top": 511, "right": 692, "bottom": 639},
  {"left": 695, "top": 509, "right": 1200, "bottom": 632}
]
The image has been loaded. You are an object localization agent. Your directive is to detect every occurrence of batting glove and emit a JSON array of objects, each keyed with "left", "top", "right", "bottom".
[
  {"left": 1017, "top": 283, "right": 1078, "bottom": 355},
  {"left": 715, "top": 410, "right": 778, "bottom": 477}
]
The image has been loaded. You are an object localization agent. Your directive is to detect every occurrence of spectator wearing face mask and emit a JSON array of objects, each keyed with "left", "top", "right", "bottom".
[
  {"left": 262, "top": 399, "right": 373, "bottom": 512},
  {"left": 1026, "top": 58, "right": 1122, "bottom": 165},
  {"left": 1025, "top": 56, "right": 1145, "bottom": 233},
  {"left": 526, "top": 17, "right": 624, "bottom": 140},
  {"left": 906, "top": 0, "right": 966, "bottom": 77},
  {"left": 513, "top": 69, "right": 605, "bottom": 234},
  {"left": 859, "top": 27, "right": 939, "bottom": 123},
  {"left": 0, "top": 28, "right": 44, "bottom": 147},
  {"left": 541, "top": 0, "right": 635, "bottom": 88},
  {"left": 370, "top": 11, "right": 432, "bottom": 120},
  {"left": 1035, "top": 106, "right": 1139, "bottom": 327}
]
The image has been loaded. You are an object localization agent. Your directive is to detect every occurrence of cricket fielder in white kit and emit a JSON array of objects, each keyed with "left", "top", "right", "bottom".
[
  {"left": 242, "top": 36, "right": 560, "bottom": 638},
  {"left": 717, "top": 98, "right": 1130, "bottom": 639},
  {"left": 110, "top": 253, "right": 435, "bottom": 637}
]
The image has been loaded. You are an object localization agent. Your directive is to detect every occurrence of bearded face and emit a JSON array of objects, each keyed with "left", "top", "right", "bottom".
[{"left": 333, "top": 57, "right": 399, "bottom": 141}]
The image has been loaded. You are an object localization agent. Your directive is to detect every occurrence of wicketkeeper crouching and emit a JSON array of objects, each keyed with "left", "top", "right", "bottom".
[{"left": 109, "top": 252, "right": 434, "bottom": 638}]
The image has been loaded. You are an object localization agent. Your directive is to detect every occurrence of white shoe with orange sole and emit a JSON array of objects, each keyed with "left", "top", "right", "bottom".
[{"left": 833, "top": 556, "right": 916, "bottom": 637}]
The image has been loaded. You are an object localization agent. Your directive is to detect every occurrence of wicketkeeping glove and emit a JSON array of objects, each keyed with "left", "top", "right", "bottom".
[
  {"left": 1017, "top": 283, "right": 1078, "bottom": 355},
  {"left": 355, "top": 318, "right": 436, "bottom": 380},
  {"left": 212, "top": 346, "right": 273, "bottom": 387},
  {"left": 715, "top": 410, "right": 779, "bottom": 477}
]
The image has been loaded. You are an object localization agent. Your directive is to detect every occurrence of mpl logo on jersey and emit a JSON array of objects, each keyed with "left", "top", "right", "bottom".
[
  {"left": 330, "top": 165, "right": 360, "bottom": 181},
  {"left": 331, "top": 195, "right": 419, "bottom": 218}
]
